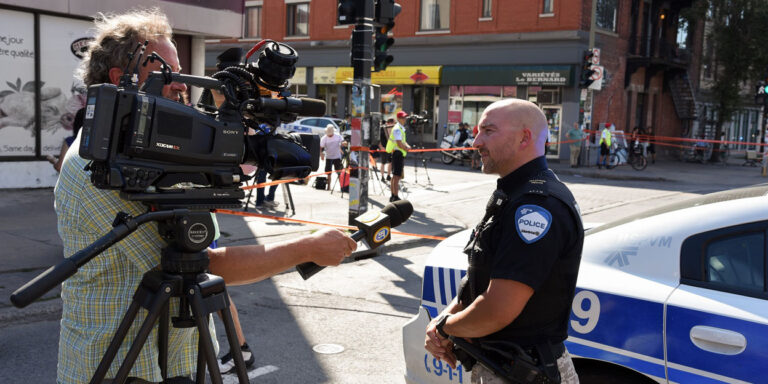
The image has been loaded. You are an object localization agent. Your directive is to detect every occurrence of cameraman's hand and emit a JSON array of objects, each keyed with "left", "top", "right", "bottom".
[{"left": 306, "top": 228, "right": 357, "bottom": 266}]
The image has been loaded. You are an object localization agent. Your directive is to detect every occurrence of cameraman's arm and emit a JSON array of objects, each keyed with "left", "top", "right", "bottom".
[
  {"left": 208, "top": 228, "right": 356, "bottom": 285},
  {"left": 396, "top": 139, "right": 410, "bottom": 152}
]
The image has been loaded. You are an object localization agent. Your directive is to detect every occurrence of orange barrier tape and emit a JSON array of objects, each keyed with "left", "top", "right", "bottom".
[
  {"left": 243, "top": 167, "right": 365, "bottom": 190},
  {"left": 214, "top": 209, "right": 447, "bottom": 241},
  {"left": 585, "top": 130, "right": 768, "bottom": 147}
]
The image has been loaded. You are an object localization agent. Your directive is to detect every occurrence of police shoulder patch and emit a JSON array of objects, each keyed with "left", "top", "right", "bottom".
[{"left": 515, "top": 204, "right": 552, "bottom": 244}]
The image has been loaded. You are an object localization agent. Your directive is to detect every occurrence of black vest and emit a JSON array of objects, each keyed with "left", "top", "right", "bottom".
[{"left": 461, "top": 168, "right": 583, "bottom": 345}]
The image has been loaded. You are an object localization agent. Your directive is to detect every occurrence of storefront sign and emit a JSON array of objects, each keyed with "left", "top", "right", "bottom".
[
  {"left": 335, "top": 66, "right": 441, "bottom": 85},
  {"left": 442, "top": 65, "right": 573, "bottom": 87},
  {"left": 313, "top": 67, "right": 336, "bottom": 84},
  {"left": 512, "top": 70, "right": 570, "bottom": 86}
]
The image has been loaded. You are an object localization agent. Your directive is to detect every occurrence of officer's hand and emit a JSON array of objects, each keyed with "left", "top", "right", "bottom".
[
  {"left": 305, "top": 228, "right": 357, "bottom": 266},
  {"left": 425, "top": 318, "right": 454, "bottom": 366}
]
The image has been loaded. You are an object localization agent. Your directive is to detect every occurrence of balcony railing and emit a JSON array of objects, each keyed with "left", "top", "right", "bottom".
[{"left": 628, "top": 37, "right": 691, "bottom": 65}]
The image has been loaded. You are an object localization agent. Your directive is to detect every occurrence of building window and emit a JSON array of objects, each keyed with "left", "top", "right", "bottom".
[
  {"left": 286, "top": 3, "right": 309, "bottom": 37},
  {"left": 245, "top": 6, "right": 262, "bottom": 38},
  {"left": 482, "top": 0, "right": 492, "bottom": 18},
  {"left": 542, "top": 0, "right": 553, "bottom": 14},
  {"left": 420, "top": 0, "right": 450, "bottom": 31},
  {"left": 596, "top": 0, "right": 618, "bottom": 32}
]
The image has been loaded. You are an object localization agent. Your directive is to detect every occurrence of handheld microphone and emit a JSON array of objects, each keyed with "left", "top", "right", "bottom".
[{"left": 296, "top": 200, "right": 414, "bottom": 280}]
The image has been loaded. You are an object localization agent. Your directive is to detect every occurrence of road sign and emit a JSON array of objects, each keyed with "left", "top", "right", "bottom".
[
  {"left": 591, "top": 48, "right": 600, "bottom": 65},
  {"left": 588, "top": 65, "right": 603, "bottom": 90}
]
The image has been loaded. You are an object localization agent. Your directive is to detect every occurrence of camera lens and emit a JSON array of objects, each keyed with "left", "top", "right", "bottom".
[{"left": 256, "top": 42, "right": 298, "bottom": 90}]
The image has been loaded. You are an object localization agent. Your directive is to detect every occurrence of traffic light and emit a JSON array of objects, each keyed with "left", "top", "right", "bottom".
[
  {"left": 373, "top": 27, "right": 394, "bottom": 71},
  {"left": 338, "top": 0, "right": 357, "bottom": 25},
  {"left": 579, "top": 50, "right": 597, "bottom": 88},
  {"left": 375, "top": 0, "right": 401, "bottom": 27}
]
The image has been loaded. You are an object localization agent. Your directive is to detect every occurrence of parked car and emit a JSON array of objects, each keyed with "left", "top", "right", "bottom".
[
  {"left": 402, "top": 185, "right": 768, "bottom": 384},
  {"left": 278, "top": 116, "right": 346, "bottom": 136}
]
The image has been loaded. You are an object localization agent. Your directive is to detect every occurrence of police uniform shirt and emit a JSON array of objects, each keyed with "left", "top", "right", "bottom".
[{"left": 482, "top": 156, "right": 582, "bottom": 345}]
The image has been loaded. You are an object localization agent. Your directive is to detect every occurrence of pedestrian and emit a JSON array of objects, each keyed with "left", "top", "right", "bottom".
[
  {"left": 387, "top": 111, "right": 411, "bottom": 201},
  {"left": 55, "top": 9, "right": 357, "bottom": 383},
  {"left": 320, "top": 124, "right": 344, "bottom": 191},
  {"left": 646, "top": 127, "right": 656, "bottom": 164},
  {"left": 598, "top": 123, "right": 612, "bottom": 169},
  {"left": 566, "top": 122, "right": 586, "bottom": 168},
  {"left": 378, "top": 118, "right": 394, "bottom": 182},
  {"left": 424, "top": 99, "right": 583, "bottom": 384}
]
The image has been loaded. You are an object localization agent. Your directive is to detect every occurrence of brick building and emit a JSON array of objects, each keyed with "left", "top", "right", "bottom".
[{"left": 0, "top": 0, "right": 242, "bottom": 188}]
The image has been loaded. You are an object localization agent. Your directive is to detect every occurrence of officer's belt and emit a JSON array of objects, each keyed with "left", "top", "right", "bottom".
[{"left": 451, "top": 337, "right": 562, "bottom": 384}]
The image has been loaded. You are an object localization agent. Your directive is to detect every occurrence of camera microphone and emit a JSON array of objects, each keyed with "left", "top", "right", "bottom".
[
  {"left": 296, "top": 200, "right": 414, "bottom": 279},
  {"left": 259, "top": 97, "right": 326, "bottom": 117}
]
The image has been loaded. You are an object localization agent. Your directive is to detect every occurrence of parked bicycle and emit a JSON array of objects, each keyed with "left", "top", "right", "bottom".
[{"left": 607, "top": 142, "right": 647, "bottom": 171}]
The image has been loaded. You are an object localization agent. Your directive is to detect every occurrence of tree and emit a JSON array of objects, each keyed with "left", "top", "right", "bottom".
[{"left": 690, "top": 0, "right": 768, "bottom": 159}]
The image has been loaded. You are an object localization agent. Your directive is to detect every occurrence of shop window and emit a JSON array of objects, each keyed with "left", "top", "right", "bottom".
[
  {"left": 596, "top": 0, "right": 618, "bottom": 32},
  {"left": 245, "top": 5, "right": 262, "bottom": 38},
  {"left": 286, "top": 2, "right": 309, "bottom": 37},
  {"left": 0, "top": 9, "right": 36, "bottom": 157},
  {"left": 542, "top": 0, "right": 554, "bottom": 14},
  {"left": 420, "top": 0, "right": 450, "bottom": 31},
  {"left": 482, "top": 0, "right": 492, "bottom": 18}
]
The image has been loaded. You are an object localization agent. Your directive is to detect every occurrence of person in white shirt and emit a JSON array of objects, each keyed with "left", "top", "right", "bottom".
[{"left": 320, "top": 124, "right": 345, "bottom": 190}]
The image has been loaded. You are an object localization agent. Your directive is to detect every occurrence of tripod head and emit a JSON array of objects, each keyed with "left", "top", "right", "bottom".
[{"left": 11, "top": 208, "right": 215, "bottom": 308}]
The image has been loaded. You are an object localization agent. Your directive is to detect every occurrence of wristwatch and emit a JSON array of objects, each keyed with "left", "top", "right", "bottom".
[{"left": 434, "top": 314, "right": 451, "bottom": 338}]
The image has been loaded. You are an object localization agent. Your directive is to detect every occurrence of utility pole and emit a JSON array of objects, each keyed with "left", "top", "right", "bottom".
[{"left": 338, "top": 0, "right": 400, "bottom": 224}]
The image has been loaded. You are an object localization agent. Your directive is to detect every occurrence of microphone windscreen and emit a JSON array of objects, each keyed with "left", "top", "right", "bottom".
[
  {"left": 298, "top": 97, "right": 326, "bottom": 117},
  {"left": 382, "top": 200, "right": 413, "bottom": 227}
]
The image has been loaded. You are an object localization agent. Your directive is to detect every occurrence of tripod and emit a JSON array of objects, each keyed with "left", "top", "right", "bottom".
[
  {"left": 11, "top": 210, "right": 250, "bottom": 384},
  {"left": 412, "top": 146, "right": 432, "bottom": 185}
]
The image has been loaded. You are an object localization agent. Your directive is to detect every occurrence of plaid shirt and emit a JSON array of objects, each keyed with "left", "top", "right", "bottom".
[{"left": 55, "top": 139, "right": 217, "bottom": 383}]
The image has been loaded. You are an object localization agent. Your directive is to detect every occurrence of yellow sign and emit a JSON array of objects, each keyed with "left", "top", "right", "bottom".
[
  {"left": 313, "top": 67, "right": 337, "bottom": 84},
  {"left": 335, "top": 66, "right": 441, "bottom": 85}
]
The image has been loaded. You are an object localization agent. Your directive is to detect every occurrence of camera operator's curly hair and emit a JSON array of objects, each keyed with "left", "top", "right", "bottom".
[{"left": 79, "top": 8, "right": 173, "bottom": 86}]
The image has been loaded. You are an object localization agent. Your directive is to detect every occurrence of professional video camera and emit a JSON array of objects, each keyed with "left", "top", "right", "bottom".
[
  {"left": 80, "top": 40, "right": 324, "bottom": 209},
  {"left": 406, "top": 110, "right": 430, "bottom": 131}
]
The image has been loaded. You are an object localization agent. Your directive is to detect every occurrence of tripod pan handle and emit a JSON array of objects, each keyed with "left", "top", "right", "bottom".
[
  {"left": 11, "top": 259, "right": 78, "bottom": 308},
  {"left": 296, "top": 262, "right": 323, "bottom": 280}
]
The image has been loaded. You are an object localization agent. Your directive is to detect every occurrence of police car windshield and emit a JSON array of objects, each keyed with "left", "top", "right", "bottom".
[{"left": 587, "top": 184, "right": 768, "bottom": 235}]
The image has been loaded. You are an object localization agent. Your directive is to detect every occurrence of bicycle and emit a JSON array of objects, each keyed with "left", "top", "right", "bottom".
[{"left": 606, "top": 144, "right": 647, "bottom": 171}]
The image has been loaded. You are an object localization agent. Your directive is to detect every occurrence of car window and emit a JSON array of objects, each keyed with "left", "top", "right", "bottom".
[
  {"left": 302, "top": 119, "right": 318, "bottom": 127},
  {"left": 706, "top": 232, "right": 765, "bottom": 292},
  {"left": 681, "top": 221, "right": 767, "bottom": 298},
  {"left": 316, "top": 118, "right": 331, "bottom": 128}
]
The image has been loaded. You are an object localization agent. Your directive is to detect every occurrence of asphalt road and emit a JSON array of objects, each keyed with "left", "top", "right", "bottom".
[{"left": 0, "top": 158, "right": 764, "bottom": 383}]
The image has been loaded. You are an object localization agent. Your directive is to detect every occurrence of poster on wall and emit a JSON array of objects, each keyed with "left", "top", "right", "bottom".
[
  {"left": 39, "top": 15, "right": 93, "bottom": 157},
  {"left": 0, "top": 10, "right": 36, "bottom": 157}
]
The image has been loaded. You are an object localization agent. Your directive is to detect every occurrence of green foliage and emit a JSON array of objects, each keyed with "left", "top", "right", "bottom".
[{"left": 698, "top": 0, "right": 768, "bottom": 135}]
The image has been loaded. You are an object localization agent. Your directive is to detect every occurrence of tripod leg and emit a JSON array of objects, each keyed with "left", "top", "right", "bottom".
[
  {"left": 90, "top": 299, "right": 145, "bottom": 384},
  {"left": 285, "top": 183, "right": 296, "bottom": 215},
  {"left": 159, "top": 301, "right": 170, "bottom": 380},
  {"left": 196, "top": 335, "right": 206, "bottom": 383},
  {"left": 93, "top": 281, "right": 175, "bottom": 384},
  {"left": 188, "top": 285, "right": 240, "bottom": 384},
  {"left": 218, "top": 291, "right": 250, "bottom": 382}
]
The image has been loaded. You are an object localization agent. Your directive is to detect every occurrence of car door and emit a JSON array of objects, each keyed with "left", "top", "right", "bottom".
[{"left": 667, "top": 221, "right": 768, "bottom": 383}]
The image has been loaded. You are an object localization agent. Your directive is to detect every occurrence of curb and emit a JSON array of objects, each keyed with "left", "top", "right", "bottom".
[{"left": 553, "top": 168, "right": 669, "bottom": 182}]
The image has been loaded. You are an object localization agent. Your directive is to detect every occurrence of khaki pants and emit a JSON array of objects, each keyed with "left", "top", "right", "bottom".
[
  {"left": 569, "top": 146, "right": 581, "bottom": 167},
  {"left": 470, "top": 348, "right": 579, "bottom": 384}
]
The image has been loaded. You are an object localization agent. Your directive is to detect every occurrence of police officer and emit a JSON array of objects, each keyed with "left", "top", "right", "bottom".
[
  {"left": 387, "top": 110, "right": 411, "bottom": 202},
  {"left": 424, "top": 99, "right": 583, "bottom": 384}
]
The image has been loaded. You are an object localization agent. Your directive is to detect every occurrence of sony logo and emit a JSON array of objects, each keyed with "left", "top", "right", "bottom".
[
  {"left": 222, "top": 130, "right": 239, "bottom": 135},
  {"left": 156, "top": 142, "right": 179, "bottom": 150}
]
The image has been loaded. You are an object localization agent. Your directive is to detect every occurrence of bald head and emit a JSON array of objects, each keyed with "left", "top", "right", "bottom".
[
  {"left": 484, "top": 99, "right": 548, "bottom": 147},
  {"left": 473, "top": 98, "right": 549, "bottom": 176}
]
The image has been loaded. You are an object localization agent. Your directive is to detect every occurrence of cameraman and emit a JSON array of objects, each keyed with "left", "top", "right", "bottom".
[
  {"left": 386, "top": 111, "right": 411, "bottom": 202},
  {"left": 56, "top": 9, "right": 356, "bottom": 384}
]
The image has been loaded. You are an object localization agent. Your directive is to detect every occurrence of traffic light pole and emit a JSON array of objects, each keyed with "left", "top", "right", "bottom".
[{"left": 348, "top": 14, "right": 374, "bottom": 224}]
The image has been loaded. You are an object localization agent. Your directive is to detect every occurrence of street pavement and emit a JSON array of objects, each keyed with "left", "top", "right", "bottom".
[{"left": 1, "top": 156, "right": 766, "bottom": 327}]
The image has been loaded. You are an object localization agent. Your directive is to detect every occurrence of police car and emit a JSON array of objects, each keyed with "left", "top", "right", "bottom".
[
  {"left": 402, "top": 185, "right": 768, "bottom": 384},
  {"left": 278, "top": 116, "right": 346, "bottom": 136}
]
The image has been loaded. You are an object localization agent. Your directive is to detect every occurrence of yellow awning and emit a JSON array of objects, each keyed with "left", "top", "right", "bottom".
[{"left": 335, "top": 66, "right": 441, "bottom": 85}]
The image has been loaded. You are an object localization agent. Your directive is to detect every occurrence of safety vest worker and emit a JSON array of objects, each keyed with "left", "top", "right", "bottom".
[
  {"left": 386, "top": 121, "right": 408, "bottom": 157},
  {"left": 599, "top": 125, "right": 612, "bottom": 147}
]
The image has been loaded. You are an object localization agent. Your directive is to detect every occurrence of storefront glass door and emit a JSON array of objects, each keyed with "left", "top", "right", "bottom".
[{"left": 542, "top": 106, "right": 562, "bottom": 157}]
